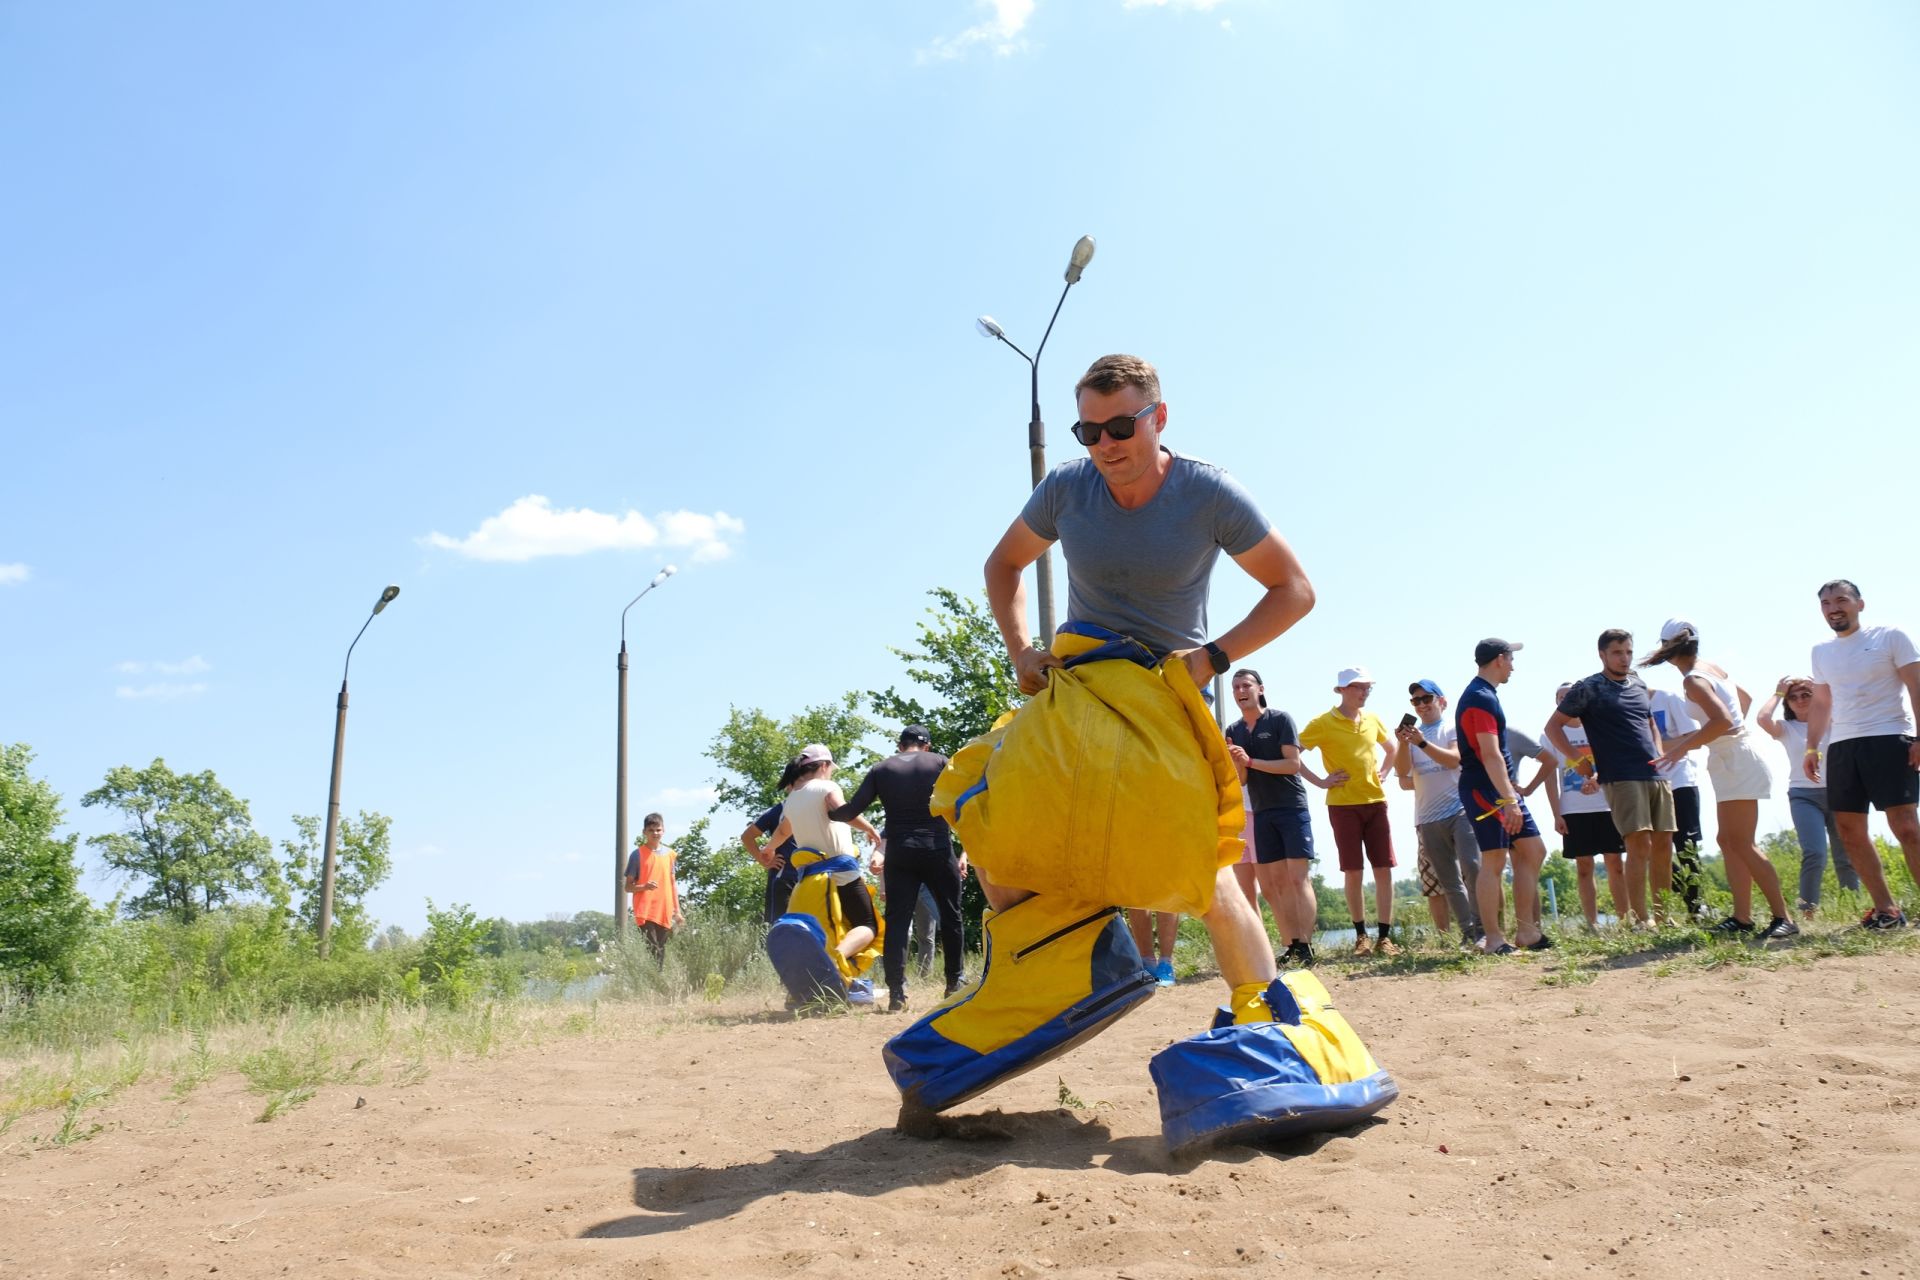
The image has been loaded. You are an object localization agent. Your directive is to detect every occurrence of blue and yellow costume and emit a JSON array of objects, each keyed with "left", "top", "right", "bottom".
[
  {"left": 883, "top": 623, "right": 1397, "bottom": 1152},
  {"left": 765, "top": 849, "right": 883, "bottom": 1007}
]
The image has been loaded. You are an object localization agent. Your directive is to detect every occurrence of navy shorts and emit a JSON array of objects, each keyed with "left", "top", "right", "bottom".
[
  {"left": 1251, "top": 806, "right": 1315, "bottom": 862},
  {"left": 1462, "top": 786, "right": 1541, "bottom": 852},
  {"left": 1828, "top": 735, "right": 1919, "bottom": 814}
]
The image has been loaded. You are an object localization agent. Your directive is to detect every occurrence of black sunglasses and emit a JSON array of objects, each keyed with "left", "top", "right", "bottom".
[
  {"left": 1070, "top": 402, "right": 1159, "bottom": 447},
  {"left": 1410, "top": 694, "right": 1435, "bottom": 706}
]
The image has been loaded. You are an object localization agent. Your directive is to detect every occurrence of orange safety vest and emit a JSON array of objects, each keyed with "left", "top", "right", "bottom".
[{"left": 629, "top": 845, "right": 679, "bottom": 927}]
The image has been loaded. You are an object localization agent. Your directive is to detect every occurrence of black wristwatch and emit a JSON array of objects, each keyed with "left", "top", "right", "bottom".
[{"left": 1204, "top": 641, "right": 1231, "bottom": 674}]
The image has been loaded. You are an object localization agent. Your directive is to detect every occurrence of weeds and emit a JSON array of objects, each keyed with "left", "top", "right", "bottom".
[
  {"left": 49, "top": 1086, "right": 108, "bottom": 1146},
  {"left": 1056, "top": 1077, "right": 1088, "bottom": 1110}
]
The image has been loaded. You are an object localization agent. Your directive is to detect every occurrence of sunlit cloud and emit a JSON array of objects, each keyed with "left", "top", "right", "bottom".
[
  {"left": 0, "top": 563, "right": 29, "bottom": 586},
  {"left": 115, "top": 682, "right": 209, "bottom": 701},
  {"left": 919, "top": 0, "right": 1035, "bottom": 63},
  {"left": 422, "top": 495, "right": 743, "bottom": 564},
  {"left": 1124, "top": 0, "right": 1230, "bottom": 9}
]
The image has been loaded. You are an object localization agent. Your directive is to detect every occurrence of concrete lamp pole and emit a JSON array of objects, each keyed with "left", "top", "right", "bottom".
[
  {"left": 615, "top": 565, "right": 676, "bottom": 938},
  {"left": 976, "top": 233, "right": 1096, "bottom": 647},
  {"left": 319, "top": 583, "right": 400, "bottom": 958}
]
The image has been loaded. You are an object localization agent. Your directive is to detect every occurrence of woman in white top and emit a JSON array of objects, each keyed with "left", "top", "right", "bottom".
[
  {"left": 764, "top": 744, "right": 883, "bottom": 964},
  {"left": 1645, "top": 619, "right": 1797, "bottom": 940},
  {"left": 1753, "top": 677, "right": 1859, "bottom": 912}
]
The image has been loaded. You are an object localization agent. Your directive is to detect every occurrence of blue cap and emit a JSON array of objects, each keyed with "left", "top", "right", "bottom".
[{"left": 1409, "top": 679, "right": 1444, "bottom": 697}]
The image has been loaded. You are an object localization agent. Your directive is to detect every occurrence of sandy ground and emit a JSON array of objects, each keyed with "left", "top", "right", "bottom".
[{"left": 3, "top": 951, "right": 1917, "bottom": 1280}]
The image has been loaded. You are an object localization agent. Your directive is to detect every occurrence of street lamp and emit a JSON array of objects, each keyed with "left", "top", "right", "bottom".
[
  {"left": 319, "top": 583, "right": 400, "bottom": 958},
  {"left": 976, "top": 233, "right": 1096, "bottom": 646},
  {"left": 615, "top": 565, "right": 676, "bottom": 937}
]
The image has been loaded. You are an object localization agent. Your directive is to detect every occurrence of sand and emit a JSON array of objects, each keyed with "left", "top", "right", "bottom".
[{"left": 3, "top": 950, "right": 1917, "bottom": 1280}]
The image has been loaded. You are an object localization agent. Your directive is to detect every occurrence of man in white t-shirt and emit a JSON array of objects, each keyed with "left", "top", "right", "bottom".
[
  {"left": 1648, "top": 687, "right": 1707, "bottom": 916},
  {"left": 1393, "top": 679, "right": 1482, "bottom": 944},
  {"left": 1803, "top": 578, "right": 1920, "bottom": 930}
]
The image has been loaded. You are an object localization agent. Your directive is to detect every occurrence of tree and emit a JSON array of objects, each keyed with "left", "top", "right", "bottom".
[
  {"left": 867, "top": 587, "right": 1023, "bottom": 757},
  {"left": 83, "top": 759, "right": 282, "bottom": 923},
  {"left": 706, "top": 693, "right": 882, "bottom": 817},
  {"left": 0, "top": 743, "right": 95, "bottom": 993},
  {"left": 670, "top": 817, "right": 762, "bottom": 918},
  {"left": 282, "top": 810, "right": 393, "bottom": 951}
]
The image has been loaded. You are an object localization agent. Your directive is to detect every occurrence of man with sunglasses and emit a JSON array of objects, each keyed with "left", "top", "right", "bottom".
[{"left": 978, "top": 356, "right": 1316, "bottom": 1037}]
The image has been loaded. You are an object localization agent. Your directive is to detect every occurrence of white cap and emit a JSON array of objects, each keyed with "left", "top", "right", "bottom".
[
  {"left": 1659, "top": 618, "right": 1698, "bottom": 643},
  {"left": 1335, "top": 666, "right": 1373, "bottom": 688},
  {"left": 796, "top": 743, "right": 834, "bottom": 766}
]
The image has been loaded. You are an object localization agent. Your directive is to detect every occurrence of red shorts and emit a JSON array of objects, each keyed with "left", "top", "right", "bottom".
[{"left": 1329, "top": 801, "right": 1396, "bottom": 872}]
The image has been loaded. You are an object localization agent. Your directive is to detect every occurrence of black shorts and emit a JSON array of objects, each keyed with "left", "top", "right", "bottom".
[
  {"left": 1827, "top": 735, "right": 1919, "bottom": 814},
  {"left": 1561, "top": 810, "right": 1624, "bottom": 859},
  {"left": 1672, "top": 785, "right": 1703, "bottom": 850},
  {"left": 835, "top": 880, "right": 879, "bottom": 934}
]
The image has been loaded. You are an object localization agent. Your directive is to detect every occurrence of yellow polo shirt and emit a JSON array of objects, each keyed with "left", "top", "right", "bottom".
[{"left": 1298, "top": 709, "right": 1392, "bottom": 806}]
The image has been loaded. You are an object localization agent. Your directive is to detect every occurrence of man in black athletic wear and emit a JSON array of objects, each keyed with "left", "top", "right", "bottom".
[{"left": 830, "top": 725, "right": 966, "bottom": 1012}]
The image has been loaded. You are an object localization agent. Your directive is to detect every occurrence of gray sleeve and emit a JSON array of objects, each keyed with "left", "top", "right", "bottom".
[
  {"left": 1208, "top": 467, "right": 1271, "bottom": 556},
  {"left": 1507, "top": 728, "right": 1545, "bottom": 761},
  {"left": 1020, "top": 469, "right": 1061, "bottom": 541}
]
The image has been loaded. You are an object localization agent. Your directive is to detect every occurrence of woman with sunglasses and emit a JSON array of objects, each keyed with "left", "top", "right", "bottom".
[
  {"left": 1645, "top": 620, "right": 1797, "bottom": 940},
  {"left": 1754, "top": 677, "right": 1859, "bottom": 914}
]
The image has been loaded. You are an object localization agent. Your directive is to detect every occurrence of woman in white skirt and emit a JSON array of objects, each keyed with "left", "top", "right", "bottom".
[{"left": 1644, "top": 619, "right": 1798, "bottom": 940}]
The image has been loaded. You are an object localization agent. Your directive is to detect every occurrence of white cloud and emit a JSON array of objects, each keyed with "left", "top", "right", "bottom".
[
  {"left": 0, "top": 563, "right": 28, "bottom": 586},
  {"left": 919, "top": 0, "right": 1035, "bottom": 63},
  {"left": 114, "top": 655, "right": 211, "bottom": 676},
  {"left": 422, "top": 495, "right": 743, "bottom": 564},
  {"left": 1124, "top": 0, "right": 1229, "bottom": 9},
  {"left": 115, "top": 682, "right": 209, "bottom": 701}
]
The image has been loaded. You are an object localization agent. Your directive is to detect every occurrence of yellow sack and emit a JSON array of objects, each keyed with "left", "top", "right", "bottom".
[
  {"left": 931, "top": 623, "right": 1243, "bottom": 914},
  {"left": 785, "top": 850, "right": 884, "bottom": 980}
]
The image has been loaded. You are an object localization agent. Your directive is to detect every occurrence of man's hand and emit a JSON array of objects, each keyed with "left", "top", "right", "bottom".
[
  {"left": 638, "top": 880, "right": 658, "bottom": 892},
  {"left": 1804, "top": 751, "right": 1822, "bottom": 784},
  {"left": 1394, "top": 724, "right": 1419, "bottom": 744},
  {"left": 1227, "top": 744, "right": 1251, "bottom": 767},
  {"left": 1580, "top": 778, "right": 1600, "bottom": 796},
  {"left": 1322, "top": 769, "right": 1350, "bottom": 789},
  {"left": 1500, "top": 802, "right": 1523, "bottom": 835},
  {"left": 1375, "top": 761, "right": 1392, "bottom": 783},
  {"left": 870, "top": 855, "right": 886, "bottom": 876},
  {"left": 1909, "top": 740, "right": 1920, "bottom": 769},
  {"left": 1013, "top": 645, "right": 1065, "bottom": 696},
  {"left": 1555, "top": 815, "right": 1569, "bottom": 836}
]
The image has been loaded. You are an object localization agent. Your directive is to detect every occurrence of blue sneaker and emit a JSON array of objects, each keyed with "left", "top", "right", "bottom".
[{"left": 1154, "top": 959, "right": 1176, "bottom": 987}]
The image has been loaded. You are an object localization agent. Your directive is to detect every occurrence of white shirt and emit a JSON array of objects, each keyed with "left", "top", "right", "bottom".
[
  {"left": 1408, "top": 719, "right": 1465, "bottom": 826},
  {"left": 1779, "top": 719, "right": 1829, "bottom": 791},
  {"left": 1648, "top": 689, "right": 1702, "bottom": 789},
  {"left": 784, "top": 779, "right": 861, "bottom": 883},
  {"left": 1555, "top": 725, "right": 1612, "bottom": 816},
  {"left": 1811, "top": 625, "right": 1920, "bottom": 743}
]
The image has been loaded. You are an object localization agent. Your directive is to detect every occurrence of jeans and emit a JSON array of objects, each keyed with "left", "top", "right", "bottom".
[
  {"left": 1788, "top": 787, "right": 1858, "bottom": 905},
  {"left": 910, "top": 885, "right": 938, "bottom": 976}
]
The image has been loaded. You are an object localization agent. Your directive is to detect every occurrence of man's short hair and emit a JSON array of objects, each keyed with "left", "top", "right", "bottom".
[
  {"left": 642, "top": 812, "right": 664, "bottom": 828},
  {"left": 1075, "top": 354, "right": 1161, "bottom": 403},
  {"left": 1597, "top": 628, "right": 1633, "bottom": 651},
  {"left": 1819, "top": 578, "right": 1862, "bottom": 599}
]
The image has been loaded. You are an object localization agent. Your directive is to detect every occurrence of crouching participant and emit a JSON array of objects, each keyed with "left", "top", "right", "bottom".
[
  {"left": 882, "top": 354, "right": 1398, "bottom": 1153},
  {"left": 759, "top": 745, "right": 884, "bottom": 1008}
]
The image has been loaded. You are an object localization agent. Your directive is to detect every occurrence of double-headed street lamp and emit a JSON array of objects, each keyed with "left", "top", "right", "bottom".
[
  {"left": 976, "top": 234, "right": 1096, "bottom": 646},
  {"left": 615, "top": 565, "right": 676, "bottom": 937},
  {"left": 319, "top": 583, "right": 400, "bottom": 958}
]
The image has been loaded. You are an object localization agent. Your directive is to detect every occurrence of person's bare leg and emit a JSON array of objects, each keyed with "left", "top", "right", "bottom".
[
  {"left": 1722, "top": 799, "right": 1789, "bottom": 920},
  {"left": 1834, "top": 811, "right": 1897, "bottom": 913},
  {"left": 1427, "top": 892, "right": 1452, "bottom": 934},
  {"left": 1622, "top": 831, "right": 1652, "bottom": 924},
  {"left": 1575, "top": 860, "right": 1598, "bottom": 928},
  {"left": 838, "top": 926, "right": 876, "bottom": 958},
  {"left": 1265, "top": 859, "right": 1316, "bottom": 948},
  {"left": 1201, "top": 865, "right": 1278, "bottom": 990},
  {"left": 1155, "top": 912, "right": 1179, "bottom": 964},
  {"left": 1232, "top": 861, "right": 1260, "bottom": 914},
  {"left": 1343, "top": 867, "right": 1366, "bottom": 926},
  {"left": 1127, "top": 908, "right": 1155, "bottom": 960},
  {"left": 1477, "top": 849, "right": 1510, "bottom": 950},
  {"left": 1510, "top": 838, "right": 1545, "bottom": 946},
  {"left": 973, "top": 865, "right": 1034, "bottom": 913},
  {"left": 1650, "top": 833, "right": 1675, "bottom": 924},
  {"left": 1724, "top": 819, "right": 1754, "bottom": 921},
  {"left": 1887, "top": 806, "right": 1920, "bottom": 892},
  {"left": 1372, "top": 865, "right": 1394, "bottom": 926},
  {"left": 1603, "top": 852, "right": 1629, "bottom": 923}
]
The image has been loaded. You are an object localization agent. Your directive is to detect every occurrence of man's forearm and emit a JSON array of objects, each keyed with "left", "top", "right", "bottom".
[
  {"left": 985, "top": 557, "right": 1033, "bottom": 657},
  {"left": 1212, "top": 579, "right": 1314, "bottom": 663}
]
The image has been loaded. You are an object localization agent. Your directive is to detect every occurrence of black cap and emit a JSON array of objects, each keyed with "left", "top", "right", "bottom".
[
  {"left": 1474, "top": 638, "right": 1524, "bottom": 665},
  {"left": 898, "top": 724, "right": 932, "bottom": 746}
]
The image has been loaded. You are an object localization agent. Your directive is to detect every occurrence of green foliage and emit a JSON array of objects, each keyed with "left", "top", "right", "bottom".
[
  {"left": 281, "top": 811, "right": 393, "bottom": 950},
  {"left": 707, "top": 694, "right": 882, "bottom": 818},
  {"left": 418, "top": 899, "right": 489, "bottom": 1002},
  {"left": 82, "top": 759, "right": 283, "bottom": 924},
  {"left": 669, "top": 817, "right": 763, "bottom": 919},
  {"left": 867, "top": 587, "right": 1024, "bottom": 758},
  {"left": 606, "top": 905, "right": 773, "bottom": 1002},
  {"left": 0, "top": 744, "right": 95, "bottom": 994}
]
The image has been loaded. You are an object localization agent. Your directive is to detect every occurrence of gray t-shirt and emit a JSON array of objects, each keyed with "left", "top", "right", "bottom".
[{"left": 1021, "top": 450, "right": 1270, "bottom": 655}]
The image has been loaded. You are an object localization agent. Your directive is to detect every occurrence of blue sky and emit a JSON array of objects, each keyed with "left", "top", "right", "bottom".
[{"left": 4, "top": 2, "right": 1917, "bottom": 931}]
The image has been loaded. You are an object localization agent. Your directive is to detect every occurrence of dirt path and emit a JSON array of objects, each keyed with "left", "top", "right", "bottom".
[{"left": 4, "top": 953, "right": 1917, "bottom": 1279}]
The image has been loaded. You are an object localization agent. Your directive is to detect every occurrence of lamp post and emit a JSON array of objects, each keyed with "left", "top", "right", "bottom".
[
  {"left": 976, "top": 233, "right": 1096, "bottom": 646},
  {"left": 615, "top": 565, "right": 676, "bottom": 938},
  {"left": 319, "top": 583, "right": 400, "bottom": 958}
]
